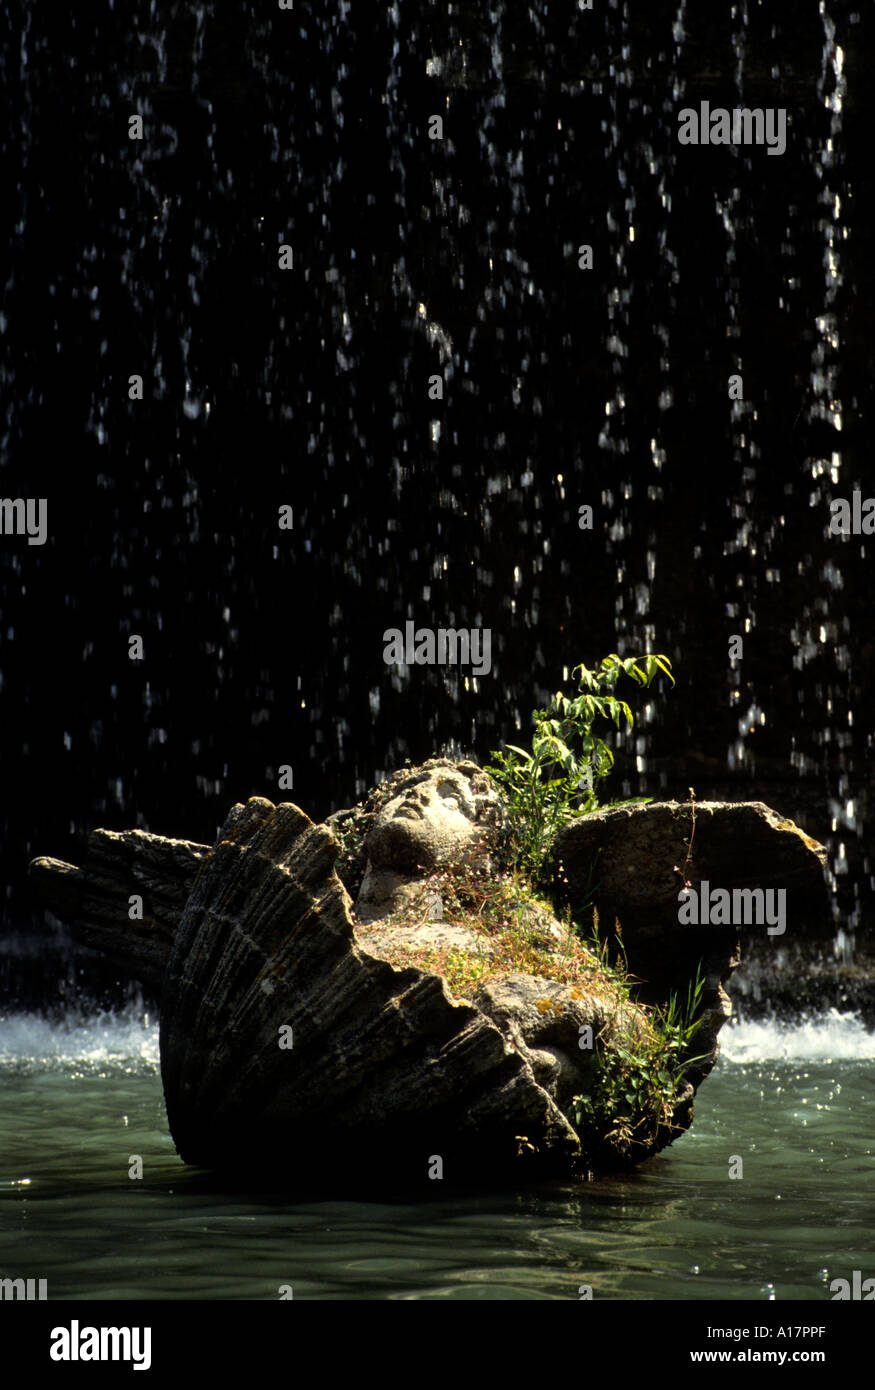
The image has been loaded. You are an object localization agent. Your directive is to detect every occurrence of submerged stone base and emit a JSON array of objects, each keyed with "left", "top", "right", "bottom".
[{"left": 28, "top": 783, "right": 828, "bottom": 1183}]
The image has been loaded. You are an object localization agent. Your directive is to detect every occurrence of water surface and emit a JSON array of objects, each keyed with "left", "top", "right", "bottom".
[{"left": 1, "top": 1007, "right": 871, "bottom": 1301}]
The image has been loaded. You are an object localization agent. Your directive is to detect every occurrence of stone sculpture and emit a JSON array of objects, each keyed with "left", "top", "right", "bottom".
[{"left": 28, "top": 762, "right": 829, "bottom": 1184}]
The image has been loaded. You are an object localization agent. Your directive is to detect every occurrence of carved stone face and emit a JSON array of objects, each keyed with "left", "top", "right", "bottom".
[
  {"left": 365, "top": 767, "right": 484, "bottom": 871},
  {"left": 355, "top": 759, "right": 500, "bottom": 923}
]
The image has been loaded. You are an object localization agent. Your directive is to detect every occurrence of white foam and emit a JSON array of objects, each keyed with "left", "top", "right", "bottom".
[
  {"left": 720, "top": 1008, "right": 875, "bottom": 1062},
  {"left": 0, "top": 1006, "right": 159, "bottom": 1072},
  {"left": 2, "top": 1005, "right": 872, "bottom": 1073}
]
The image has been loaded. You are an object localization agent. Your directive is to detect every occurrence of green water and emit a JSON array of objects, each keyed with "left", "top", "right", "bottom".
[{"left": 1, "top": 1010, "right": 872, "bottom": 1301}]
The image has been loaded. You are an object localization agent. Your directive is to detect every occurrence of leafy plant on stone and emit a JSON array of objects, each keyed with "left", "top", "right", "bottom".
[
  {"left": 486, "top": 653, "right": 674, "bottom": 884},
  {"left": 566, "top": 961, "right": 710, "bottom": 1164}
]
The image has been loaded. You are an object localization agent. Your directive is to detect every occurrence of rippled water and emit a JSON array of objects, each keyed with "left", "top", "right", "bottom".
[{"left": 1, "top": 1007, "right": 871, "bottom": 1301}]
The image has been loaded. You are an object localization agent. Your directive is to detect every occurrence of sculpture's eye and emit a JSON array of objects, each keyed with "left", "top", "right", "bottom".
[{"left": 437, "top": 781, "right": 462, "bottom": 809}]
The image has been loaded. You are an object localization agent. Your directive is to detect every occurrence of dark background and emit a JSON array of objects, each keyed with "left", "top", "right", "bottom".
[{"left": 1, "top": 1, "right": 872, "bottom": 1009}]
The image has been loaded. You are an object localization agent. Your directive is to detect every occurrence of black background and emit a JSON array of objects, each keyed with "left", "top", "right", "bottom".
[{"left": 1, "top": 2, "right": 873, "bottom": 1009}]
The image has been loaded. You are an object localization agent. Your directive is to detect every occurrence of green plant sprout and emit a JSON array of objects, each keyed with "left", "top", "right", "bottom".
[{"left": 486, "top": 653, "right": 674, "bottom": 883}]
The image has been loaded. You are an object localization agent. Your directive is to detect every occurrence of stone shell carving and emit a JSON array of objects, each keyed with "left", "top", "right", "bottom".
[{"left": 159, "top": 797, "right": 583, "bottom": 1181}]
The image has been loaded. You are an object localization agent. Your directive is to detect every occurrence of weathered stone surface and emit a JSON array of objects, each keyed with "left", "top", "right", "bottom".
[
  {"left": 554, "top": 801, "right": 827, "bottom": 939},
  {"left": 473, "top": 971, "right": 644, "bottom": 1110},
  {"left": 160, "top": 798, "right": 584, "bottom": 1181},
  {"left": 29, "top": 830, "right": 209, "bottom": 993},
  {"left": 31, "top": 780, "right": 758, "bottom": 1181},
  {"left": 552, "top": 800, "right": 826, "bottom": 1079},
  {"left": 29, "top": 857, "right": 85, "bottom": 918},
  {"left": 356, "top": 921, "right": 496, "bottom": 961}
]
